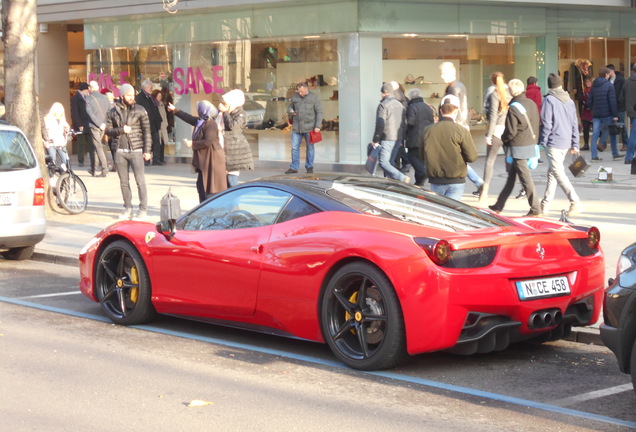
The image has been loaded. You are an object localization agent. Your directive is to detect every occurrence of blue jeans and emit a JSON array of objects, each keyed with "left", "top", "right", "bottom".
[
  {"left": 430, "top": 183, "right": 465, "bottom": 201},
  {"left": 591, "top": 116, "right": 618, "bottom": 159},
  {"left": 290, "top": 132, "right": 314, "bottom": 171},
  {"left": 467, "top": 164, "right": 483, "bottom": 187},
  {"left": 626, "top": 117, "right": 636, "bottom": 162},
  {"left": 378, "top": 140, "right": 407, "bottom": 181}
]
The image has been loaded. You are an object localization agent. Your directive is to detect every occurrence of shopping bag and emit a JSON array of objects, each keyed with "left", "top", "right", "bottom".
[
  {"left": 309, "top": 130, "right": 323, "bottom": 144},
  {"left": 527, "top": 145, "right": 541, "bottom": 170},
  {"left": 365, "top": 143, "right": 381, "bottom": 175},
  {"left": 608, "top": 122, "right": 625, "bottom": 136},
  {"left": 568, "top": 154, "right": 591, "bottom": 178}
]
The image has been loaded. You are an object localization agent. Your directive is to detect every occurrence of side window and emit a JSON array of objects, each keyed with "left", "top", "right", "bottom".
[
  {"left": 0, "top": 131, "right": 37, "bottom": 170},
  {"left": 277, "top": 196, "right": 320, "bottom": 223},
  {"left": 181, "top": 187, "right": 292, "bottom": 231}
]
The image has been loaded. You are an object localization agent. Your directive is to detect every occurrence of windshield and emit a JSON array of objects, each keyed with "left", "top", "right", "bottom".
[
  {"left": 327, "top": 182, "right": 510, "bottom": 232},
  {"left": 0, "top": 130, "right": 37, "bottom": 171}
]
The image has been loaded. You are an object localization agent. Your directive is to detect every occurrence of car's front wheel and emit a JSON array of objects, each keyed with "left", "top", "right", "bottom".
[
  {"left": 321, "top": 262, "right": 406, "bottom": 370},
  {"left": 95, "top": 240, "right": 156, "bottom": 325}
]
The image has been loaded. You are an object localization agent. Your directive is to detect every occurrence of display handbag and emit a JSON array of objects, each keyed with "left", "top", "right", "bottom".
[
  {"left": 568, "top": 153, "right": 591, "bottom": 178},
  {"left": 365, "top": 143, "right": 381, "bottom": 175},
  {"left": 309, "top": 130, "right": 323, "bottom": 144}
]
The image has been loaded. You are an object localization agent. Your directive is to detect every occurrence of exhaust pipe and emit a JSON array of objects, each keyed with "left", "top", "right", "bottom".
[{"left": 528, "top": 309, "right": 562, "bottom": 329}]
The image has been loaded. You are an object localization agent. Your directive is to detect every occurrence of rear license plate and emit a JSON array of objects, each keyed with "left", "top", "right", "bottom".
[
  {"left": 0, "top": 192, "right": 15, "bottom": 206},
  {"left": 516, "top": 276, "right": 570, "bottom": 300}
]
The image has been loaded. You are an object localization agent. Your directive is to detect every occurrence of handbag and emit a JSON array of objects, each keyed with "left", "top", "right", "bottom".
[
  {"left": 365, "top": 143, "right": 381, "bottom": 175},
  {"left": 309, "top": 130, "right": 323, "bottom": 144},
  {"left": 608, "top": 122, "right": 625, "bottom": 136},
  {"left": 568, "top": 153, "right": 591, "bottom": 178}
]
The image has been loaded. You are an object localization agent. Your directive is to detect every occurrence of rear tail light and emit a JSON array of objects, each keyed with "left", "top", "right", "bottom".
[
  {"left": 415, "top": 237, "right": 498, "bottom": 268},
  {"left": 586, "top": 226, "right": 600, "bottom": 250},
  {"left": 33, "top": 178, "right": 45, "bottom": 206},
  {"left": 567, "top": 226, "right": 601, "bottom": 257}
]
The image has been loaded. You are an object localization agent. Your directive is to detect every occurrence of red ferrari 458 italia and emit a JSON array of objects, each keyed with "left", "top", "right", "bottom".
[{"left": 79, "top": 174, "right": 604, "bottom": 370}]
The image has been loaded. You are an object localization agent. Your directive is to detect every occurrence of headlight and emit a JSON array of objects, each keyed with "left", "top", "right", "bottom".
[{"left": 617, "top": 255, "right": 634, "bottom": 276}]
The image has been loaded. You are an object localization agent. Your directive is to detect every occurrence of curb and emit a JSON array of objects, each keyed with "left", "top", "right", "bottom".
[{"left": 31, "top": 249, "right": 604, "bottom": 348}]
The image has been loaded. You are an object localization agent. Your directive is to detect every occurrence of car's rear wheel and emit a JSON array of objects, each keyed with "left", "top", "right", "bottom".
[
  {"left": 631, "top": 338, "right": 636, "bottom": 394},
  {"left": 2, "top": 245, "right": 35, "bottom": 260},
  {"left": 321, "top": 262, "right": 406, "bottom": 370},
  {"left": 95, "top": 240, "right": 156, "bottom": 325}
]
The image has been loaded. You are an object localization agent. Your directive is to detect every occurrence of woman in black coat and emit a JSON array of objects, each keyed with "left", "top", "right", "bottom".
[{"left": 405, "top": 88, "right": 435, "bottom": 186}]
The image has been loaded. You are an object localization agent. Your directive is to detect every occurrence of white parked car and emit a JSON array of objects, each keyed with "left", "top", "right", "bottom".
[{"left": 0, "top": 121, "right": 46, "bottom": 260}]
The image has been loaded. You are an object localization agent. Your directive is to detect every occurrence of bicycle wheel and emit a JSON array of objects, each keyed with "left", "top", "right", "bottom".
[{"left": 58, "top": 172, "right": 88, "bottom": 214}]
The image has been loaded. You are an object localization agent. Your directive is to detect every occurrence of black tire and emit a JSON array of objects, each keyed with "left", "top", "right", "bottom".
[
  {"left": 631, "top": 338, "right": 636, "bottom": 394},
  {"left": 95, "top": 240, "right": 156, "bottom": 325},
  {"left": 58, "top": 172, "right": 87, "bottom": 214},
  {"left": 320, "top": 262, "right": 407, "bottom": 370},
  {"left": 2, "top": 245, "right": 35, "bottom": 260}
]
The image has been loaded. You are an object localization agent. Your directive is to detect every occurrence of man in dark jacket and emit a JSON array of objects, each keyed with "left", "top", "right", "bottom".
[
  {"left": 607, "top": 64, "right": 628, "bottom": 150},
  {"left": 421, "top": 95, "right": 477, "bottom": 200},
  {"left": 105, "top": 83, "right": 152, "bottom": 221},
  {"left": 371, "top": 82, "right": 409, "bottom": 183},
  {"left": 86, "top": 81, "right": 111, "bottom": 177},
  {"left": 405, "top": 88, "right": 434, "bottom": 186},
  {"left": 70, "top": 82, "right": 91, "bottom": 167},
  {"left": 489, "top": 79, "right": 541, "bottom": 216},
  {"left": 619, "top": 63, "right": 636, "bottom": 164},
  {"left": 135, "top": 79, "right": 164, "bottom": 165},
  {"left": 539, "top": 73, "right": 582, "bottom": 217},
  {"left": 587, "top": 66, "right": 621, "bottom": 161},
  {"left": 285, "top": 82, "right": 323, "bottom": 174}
]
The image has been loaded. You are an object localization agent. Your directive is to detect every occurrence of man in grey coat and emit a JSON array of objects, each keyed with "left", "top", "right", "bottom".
[
  {"left": 86, "top": 81, "right": 112, "bottom": 176},
  {"left": 286, "top": 82, "right": 323, "bottom": 174}
]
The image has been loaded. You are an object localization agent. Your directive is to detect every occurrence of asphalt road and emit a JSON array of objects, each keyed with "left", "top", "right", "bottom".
[{"left": 1, "top": 259, "right": 634, "bottom": 431}]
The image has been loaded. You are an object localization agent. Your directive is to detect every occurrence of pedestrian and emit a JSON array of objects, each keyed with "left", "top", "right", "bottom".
[
  {"left": 525, "top": 76, "right": 542, "bottom": 114},
  {"left": 371, "top": 82, "right": 410, "bottom": 183},
  {"left": 479, "top": 71, "right": 510, "bottom": 204},
  {"left": 135, "top": 79, "right": 164, "bottom": 166},
  {"left": 619, "top": 63, "right": 636, "bottom": 164},
  {"left": 579, "top": 76, "right": 594, "bottom": 151},
  {"left": 105, "top": 83, "right": 152, "bottom": 221},
  {"left": 587, "top": 66, "right": 621, "bottom": 161},
  {"left": 151, "top": 89, "right": 170, "bottom": 163},
  {"left": 391, "top": 81, "right": 411, "bottom": 174},
  {"left": 439, "top": 61, "right": 484, "bottom": 195},
  {"left": 85, "top": 80, "right": 111, "bottom": 177},
  {"left": 162, "top": 87, "right": 175, "bottom": 141},
  {"left": 41, "top": 102, "right": 70, "bottom": 166},
  {"left": 607, "top": 64, "right": 628, "bottom": 150},
  {"left": 169, "top": 100, "right": 227, "bottom": 202},
  {"left": 421, "top": 95, "right": 477, "bottom": 200},
  {"left": 102, "top": 89, "right": 117, "bottom": 170},
  {"left": 70, "top": 82, "right": 91, "bottom": 167},
  {"left": 285, "top": 82, "right": 323, "bottom": 174},
  {"left": 219, "top": 89, "right": 254, "bottom": 187},
  {"left": 539, "top": 73, "right": 583, "bottom": 217},
  {"left": 405, "top": 87, "right": 434, "bottom": 186},
  {"left": 489, "top": 79, "right": 542, "bottom": 216}
]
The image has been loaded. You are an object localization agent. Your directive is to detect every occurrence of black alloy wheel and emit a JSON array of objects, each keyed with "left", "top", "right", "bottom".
[
  {"left": 321, "top": 262, "right": 406, "bottom": 370},
  {"left": 95, "top": 240, "right": 156, "bottom": 325}
]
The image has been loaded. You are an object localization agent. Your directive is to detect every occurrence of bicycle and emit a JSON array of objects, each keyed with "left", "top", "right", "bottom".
[{"left": 44, "top": 131, "right": 88, "bottom": 214}]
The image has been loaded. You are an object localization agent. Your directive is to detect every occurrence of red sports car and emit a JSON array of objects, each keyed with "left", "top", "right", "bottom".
[{"left": 79, "top": 174, "right": 604, "bottom": 370}]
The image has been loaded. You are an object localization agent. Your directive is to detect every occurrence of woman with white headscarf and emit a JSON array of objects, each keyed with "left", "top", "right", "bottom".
[
  {"left": 219, "top": 89, "right": 254, "bottom": 187},
  {"left": 168, "top": 100, "right": 227, "bottom": 202}
]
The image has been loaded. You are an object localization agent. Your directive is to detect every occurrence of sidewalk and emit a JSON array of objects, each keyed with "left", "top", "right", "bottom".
[{"left": 34, "top": 152, "right": 636, "bottom": 346}]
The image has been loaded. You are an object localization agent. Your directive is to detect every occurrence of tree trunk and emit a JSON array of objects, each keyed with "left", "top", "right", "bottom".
[{"left": 2, "top": 0, "right": 45, "bottom": 178}]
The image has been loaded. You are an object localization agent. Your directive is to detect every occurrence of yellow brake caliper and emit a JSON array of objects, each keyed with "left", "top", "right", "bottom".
[
  {"left": 130, "top": 266, "right": 139, "bottom": 303},
  {"left": 344, "top": 291, "right": 359, "bottom": 335}
]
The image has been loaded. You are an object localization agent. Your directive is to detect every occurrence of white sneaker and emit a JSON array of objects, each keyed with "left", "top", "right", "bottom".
[
  {"left": 133, "top": 210, "right": 147, "bottom": 221},
  {"left": 540, "top": 203, "right": 550, "bottom": 216},
  {"left": 566, "top": 202, "right": 583, "bottom": 217},
  {"left": 118, "top": 208, "right": 133, "bottom": 220}
]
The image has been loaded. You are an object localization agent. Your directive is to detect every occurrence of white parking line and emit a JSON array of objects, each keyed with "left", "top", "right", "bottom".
[
  {"left": 17, "top": 291, "right": 81, "bottom": 299},
  {"left": 551, "top": 383, "right": 634, "bottom": 407}
]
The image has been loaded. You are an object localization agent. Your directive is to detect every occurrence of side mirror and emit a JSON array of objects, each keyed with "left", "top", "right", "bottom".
[{"left": 155, "top": 219, "right": 176, "bottom": 240}]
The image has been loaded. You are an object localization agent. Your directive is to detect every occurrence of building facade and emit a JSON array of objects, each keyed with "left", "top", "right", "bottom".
[{"left": 33, "top": 0, "right": 636, "bottom": 167}]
